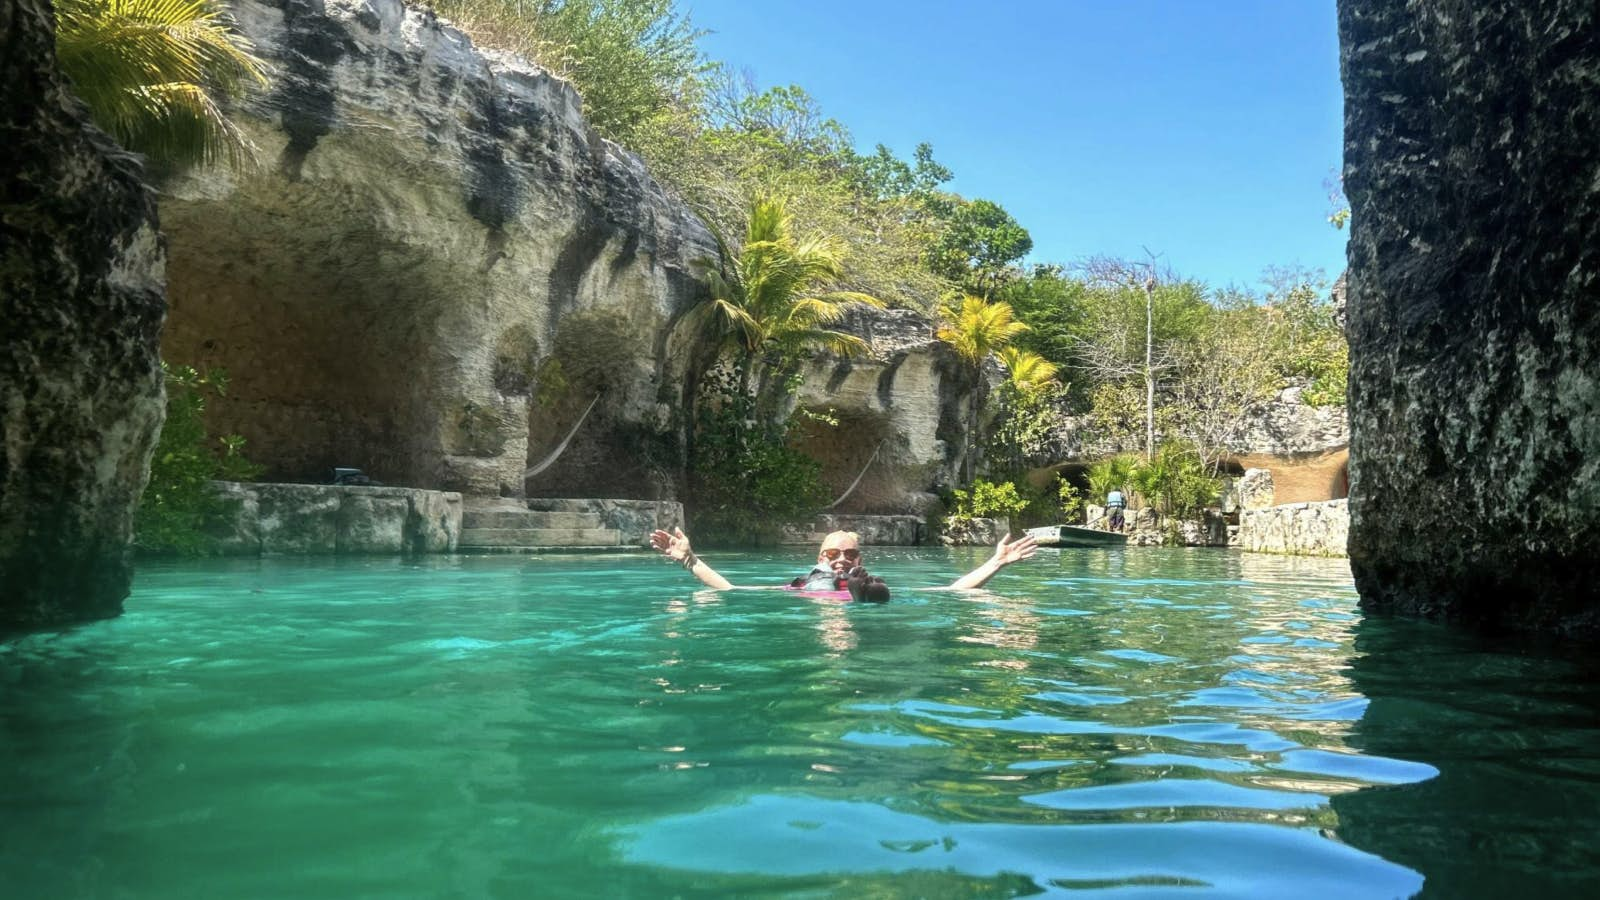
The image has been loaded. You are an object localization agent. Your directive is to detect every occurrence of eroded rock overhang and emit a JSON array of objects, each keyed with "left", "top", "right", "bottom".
[{"left": 158, "top": 0, "right": 715, "bottom": 498}]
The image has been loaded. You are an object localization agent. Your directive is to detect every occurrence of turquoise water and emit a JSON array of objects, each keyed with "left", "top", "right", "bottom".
[{"left": 3, "top": 548, "right": 1597, "bottom": 898}]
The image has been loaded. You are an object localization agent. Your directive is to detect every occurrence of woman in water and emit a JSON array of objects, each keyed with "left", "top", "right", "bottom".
[{"left": 648, "top": 527, "right": 1040, "bottom": 602}]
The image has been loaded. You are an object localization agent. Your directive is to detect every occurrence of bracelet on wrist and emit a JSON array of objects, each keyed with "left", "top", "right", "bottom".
[{"left": 681, "top": 551, "right": 699, "bottom": 570}]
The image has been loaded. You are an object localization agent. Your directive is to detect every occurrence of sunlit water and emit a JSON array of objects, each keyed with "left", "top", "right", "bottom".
[{"left": 3, "top": 548, "right": 1597, "bottom": 898}]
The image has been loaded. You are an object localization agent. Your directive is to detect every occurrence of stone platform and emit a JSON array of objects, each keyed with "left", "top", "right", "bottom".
[{"left": 205, "top": 482, "right": 462, "bottom": 555}]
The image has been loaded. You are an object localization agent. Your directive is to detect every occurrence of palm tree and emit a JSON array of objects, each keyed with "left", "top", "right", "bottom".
[
  {"left": 936, "top": 294, "right": 1029, "bottom": 482},
  {"left": 1086, "top": 454, "right": 1139, "bottom": 508},
  {"left": 55, "top": 0, "right": 269, "bottom": 168},
  {"left": 692, "top": 196, "right": 883, "bottom": 402},
  {"left": 999, "top": 346, "right": 1059, "bottom": 392}
]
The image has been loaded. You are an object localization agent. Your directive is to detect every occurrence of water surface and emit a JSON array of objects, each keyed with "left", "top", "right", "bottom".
[{"left": 2, "top": 548, "right": 1596, "bottom": 897}]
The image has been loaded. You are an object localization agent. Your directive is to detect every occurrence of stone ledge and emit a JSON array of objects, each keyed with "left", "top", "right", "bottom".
[
  {"left": 206, "top": 482, "right": 462, "bottom": 555},
  {"left": 781, "top": 513, "right": 929, "bottom": 546}
]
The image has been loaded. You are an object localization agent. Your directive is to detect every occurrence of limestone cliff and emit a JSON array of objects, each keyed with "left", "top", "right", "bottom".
[
  {"left": 160, "top": 0, "right": 714, "bottom": 499},
  {"left": 157, "top": 0, "right": 972, "bottom": 509},
  {"left": 1341, "top": 0, "right": 1600, "bottom": 635},
  {"left": 789, "top": 307, "right": 984, "bottom": 515},
  {"left": 0, "top": 0, "right": 167, "bottom": 627}
]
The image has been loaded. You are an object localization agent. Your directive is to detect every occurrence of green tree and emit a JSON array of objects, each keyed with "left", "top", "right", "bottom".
[
  {"left": 999, "top": 264, "right": 1093, "bottom": 385},
  {"left": 635, "top": 83, "right": 949, "bottom": 311},
  {"left": 55, "top": 0, "right": 269, "bottom": 167},
  {"left": 936, "top": 295, "right": 1029, "bottom": 482},
  {"left": 927, "top": 197, "right": 1033, "bottom": 296},
  {"left": 847, "top": 141, "right": 953, "bottom": 204},
  {"left": 1130, "top": 442, "right": 1215, "bottom": 518},
  {"left": 689, "top": 196, "right": 882, "bottom": 404},
  {"left": 1085, "top": 454, "right": 1138, "bottom": 507}
]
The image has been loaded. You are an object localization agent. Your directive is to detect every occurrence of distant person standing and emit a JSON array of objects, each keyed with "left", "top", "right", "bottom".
[{"left": 1106, "top": 489, "right": 1127, "bottom": 532}]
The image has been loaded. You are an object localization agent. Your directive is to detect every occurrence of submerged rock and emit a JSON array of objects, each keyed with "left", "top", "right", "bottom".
[
  {"left": 1340, "top": 0, "right": 1600, "bottom": 635},
  {"left": 0, "top": 0, "right": 167, "bottom": 628}
]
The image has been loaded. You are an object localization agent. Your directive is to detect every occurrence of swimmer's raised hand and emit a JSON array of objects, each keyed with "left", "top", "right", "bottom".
[
  {"left": 650, "top": 526, "right": 693, "bottom": 563},
  {"left": 650, "top": 527, "right": 733, "bottom": 590},
  {"left": 991, "top": 532, "right": 1039, "bottom": 566}
]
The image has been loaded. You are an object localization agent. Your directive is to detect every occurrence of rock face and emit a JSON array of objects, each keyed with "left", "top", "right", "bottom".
[
  {"left": 1236, "top": 468, "right": 1276, "bottom": 512},
  {"left": 1228, "top": 382, "right": 1348, "bottom": 457},
  {"left": 788, "top": 307, "right": 986, "bottom": 514},
  {"left": 0, "top": 0, "right": 167, "bottom": 628},
  {"left": 155, "top": 1, "right": 977, "bottom": 517},
  {"left": 1341, "top": 0, "right": 1600, "bottom": 636},
  {"left": 158, "top": 0, "right": 714, "bottom": 500},
  {"left": 1240, "top": 500, "right": 1349, "bottom": 558}
]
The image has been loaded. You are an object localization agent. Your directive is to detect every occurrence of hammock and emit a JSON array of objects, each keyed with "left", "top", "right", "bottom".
[
  {"left": 523, "top": 394, "right": 600, "bottom": 481},
  {"left": 825, "top": 440, "right": 886, "bottom": 510}
]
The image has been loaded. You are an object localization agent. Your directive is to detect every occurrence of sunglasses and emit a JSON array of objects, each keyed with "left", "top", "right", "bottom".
[{"left": 821, "top": 547, "right": 861, "bottom": 562}]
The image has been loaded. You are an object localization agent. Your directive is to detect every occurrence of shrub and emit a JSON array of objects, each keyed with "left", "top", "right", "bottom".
[
  {"left": 1085, "top": 454, "right": 1138, "bottom": 505},
  {"left": 948, "top": 479, "right": 1029, "bottom": 523},
  {"left": 1057, "top": 480, "right": 1085, "bottom": 523},
  {"left": 687, "top": 367, "right": 828, "bottom": 545},
  {"left": 134, "top": 365, "right": 263, "bottom": 554},
  {"left": 1130, "top": 442, "right": 1216, "bottom": 518}
]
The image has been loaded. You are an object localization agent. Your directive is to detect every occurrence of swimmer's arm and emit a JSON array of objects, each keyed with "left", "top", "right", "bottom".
[
  {"left": 947, "top": 533, "right": 1039, "bottom": 590},
  {"left": 650, "top": 528, "right": 734, "bottom": 590},
  {"left": 684, "top": 555, "right": 734, "bottom": 590}
]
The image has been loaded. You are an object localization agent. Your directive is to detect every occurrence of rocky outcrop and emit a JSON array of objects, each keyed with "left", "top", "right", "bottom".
[
  {"left": 1227, "top": 382, "right": 1348, "bottom": 457},
  {"left": 155, "top": 1, "right": 978, "bottom": 518},
  {"left": 788, "top": 307, "right": 989, "bottom": 515},
  {"left": 1037, "top": 381, "right": 1348, "bottom": 471},
  {"left": 1240, "top": 500, "right": 1349, "bottom": 558},
  {"left": 1228, "top": 468, "right": 1275, "bottom": 513},
  {"left": 0, "top": 0, "right": 167, "bottom": 628},
  {"left": 1341, "top": 0, "right": 1600, "bottom": 636},
  {"left": 207, "top": 482, "right": 461, "bottom": 553},
  {"left": 158, "top": 0, "right": 713, "bottom": 500}
]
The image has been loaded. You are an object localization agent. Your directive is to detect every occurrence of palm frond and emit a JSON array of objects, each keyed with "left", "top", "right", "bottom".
[
  {"left": 55, "top": 0, "right": 269, "bottom": 167},
  {"left": 1000, "top": 347, "right": 1059, "bottom": 389}
]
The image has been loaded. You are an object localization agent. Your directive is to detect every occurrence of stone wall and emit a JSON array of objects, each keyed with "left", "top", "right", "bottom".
[
  {"left": 1, "top": 0, "right": 167, "bottom": 628},
  {"left": 1341, "top": 0, "right": 1600, "bottom": 636},
  {"left": 205, "top": 482, "right": 461, "bottom": 554},
  {"left": 1240, "top": 500, "right": 1349, "bottom": 558},
  {"left": 781, "top": 514, "right": 928, "bottom": 547}
]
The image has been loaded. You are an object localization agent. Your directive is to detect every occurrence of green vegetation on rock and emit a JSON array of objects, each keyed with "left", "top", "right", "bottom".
[{"left": 134, "top": 365, "right": 262, "bottom": 555}]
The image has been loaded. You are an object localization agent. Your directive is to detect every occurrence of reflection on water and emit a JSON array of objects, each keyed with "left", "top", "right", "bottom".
[
  {"left": 0, "top": 551, "right": 1595, "bottom": 897},
  {"left": 1333, "top": 615, "right": 1600, "bottom": 898}
]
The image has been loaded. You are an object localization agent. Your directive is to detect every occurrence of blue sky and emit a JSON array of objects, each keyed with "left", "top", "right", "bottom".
[{"left": 684, "top": 0, "right": 1347, "bottom": 291}]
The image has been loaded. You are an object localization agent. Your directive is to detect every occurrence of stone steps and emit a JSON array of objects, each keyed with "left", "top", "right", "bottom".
[
  {"left": 458, "top": 498, "right": 681, "bottom": 551},
  {"left": 458, "top": 527, "right": 620, "bottom": 548}
]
